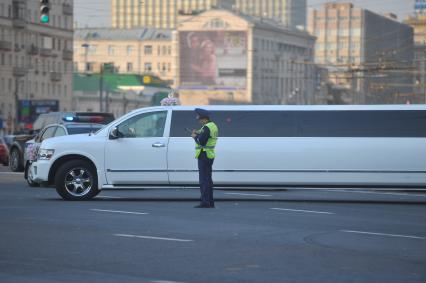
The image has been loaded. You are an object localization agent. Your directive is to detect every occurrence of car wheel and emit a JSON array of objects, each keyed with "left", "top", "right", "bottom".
[
  {"left": 55, "top": 160, "right": 99, "bottom": 201},
  {"left": 10, "top": 149, "right": 23, "bottom": 172},
  {"left": 26, "top": 165, "right": 39, "bottom": 187}
]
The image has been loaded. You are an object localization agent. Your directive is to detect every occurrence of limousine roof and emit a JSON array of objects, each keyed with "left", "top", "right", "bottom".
[{"left": 143, "top": 104, "right": 426, "bottom": 112}]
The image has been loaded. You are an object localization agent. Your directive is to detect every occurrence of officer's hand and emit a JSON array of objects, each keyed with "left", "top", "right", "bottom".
[{"left": 191, "top": 133, "right": 197, "bottom": 138}]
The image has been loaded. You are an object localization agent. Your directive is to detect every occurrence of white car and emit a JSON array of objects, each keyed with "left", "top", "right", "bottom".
[{"left": 31, "top": 105, "right": 426, "bottom": 200}]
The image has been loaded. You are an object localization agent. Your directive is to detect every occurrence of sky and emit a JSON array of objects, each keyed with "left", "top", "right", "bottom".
[{"left": 74, "top": 0, "right": 415, "bottom": 28}]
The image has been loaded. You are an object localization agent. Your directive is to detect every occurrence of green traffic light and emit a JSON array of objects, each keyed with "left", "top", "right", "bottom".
[{"left": 40, "top": 14, "right": 49, "bottom": 23}]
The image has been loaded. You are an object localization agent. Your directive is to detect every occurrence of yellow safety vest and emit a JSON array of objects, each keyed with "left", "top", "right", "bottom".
[{"left": 195, "top": 122, "right": 218, "bottom": 159}]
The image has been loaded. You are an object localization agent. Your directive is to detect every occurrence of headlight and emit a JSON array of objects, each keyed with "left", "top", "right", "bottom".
[{"left": 38, "top": 149, "right": 55, "bottom": 160}]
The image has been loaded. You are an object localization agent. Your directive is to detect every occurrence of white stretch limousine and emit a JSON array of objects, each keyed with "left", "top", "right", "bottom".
[{"left": 32, "top": 105, "right": 426, "bottom": 200}]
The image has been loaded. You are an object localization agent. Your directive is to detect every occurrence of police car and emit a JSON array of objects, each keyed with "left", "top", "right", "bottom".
[{"left": 30, "top": 105, "right": 426, "bottom": 200}]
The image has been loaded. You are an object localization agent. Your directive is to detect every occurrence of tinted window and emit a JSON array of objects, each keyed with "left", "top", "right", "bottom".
[
  {"left": 171, "top": 111, "right": 296, "bottom": 137},
  {"left": 66, "top": 125, "right": 103, "bottom": 135},
  {"left": 296, "top": 111, "right": 426, "bottom": 137},
  {"left": 171, "top": 110, "right": 426, "bottom": 138},
  {"left": 40, "top": 126, "right": 57, "bottom": 141},
  {"left": 118, "top": 111, "right": 167, "bottom": 138}
]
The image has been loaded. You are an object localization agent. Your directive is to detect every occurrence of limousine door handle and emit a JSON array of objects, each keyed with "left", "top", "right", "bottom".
[{"left": 152, "top": 142, "right": 166, "bottom": 148}]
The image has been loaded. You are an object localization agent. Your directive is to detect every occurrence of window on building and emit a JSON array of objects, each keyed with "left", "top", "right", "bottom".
[
  {"left": 127, "top": 45, "right": 134, "bottom": 55},
  {"left": 89, "top": 45, "right": 97, "bottom": 54},
  {"left": 144, "top": 45, "right": 153, "bottom": 55},
  {"left": 157, "top": 46, "right": 161, "bottom": 55},
  {"left": 108, "top": 45, "right": 115, "bottom": 55},
  {"left": 144, "top": 62, "right": 152, "bottom": 72},
  {"left": 127, "top": 62, "right": 133, "bottom": 72},
  {"left": 168, "top": 46, "right": 171, "bottom": 55}
]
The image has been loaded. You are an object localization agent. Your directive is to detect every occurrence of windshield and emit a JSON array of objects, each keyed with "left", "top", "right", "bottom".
[{"left": 66, "top": 125, "right": 103, "bottom": 135}]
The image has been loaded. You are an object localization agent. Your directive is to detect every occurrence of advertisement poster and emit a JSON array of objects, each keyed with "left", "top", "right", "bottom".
[
  {"left": 179, "top": 31, "right": 247, "bottom": 90},
  {"left": 19, "top": 100, "right": 59, "bottom": 129}
]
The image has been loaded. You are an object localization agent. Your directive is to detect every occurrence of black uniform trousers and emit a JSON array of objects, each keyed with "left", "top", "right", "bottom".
[{"left": 198, "top": 151, "right": 214, "bottom": 206}]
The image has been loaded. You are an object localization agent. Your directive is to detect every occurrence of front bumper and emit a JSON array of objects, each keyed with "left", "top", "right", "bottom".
[{"left": 31, "top": 160, "right": 51, "bottom": 183}]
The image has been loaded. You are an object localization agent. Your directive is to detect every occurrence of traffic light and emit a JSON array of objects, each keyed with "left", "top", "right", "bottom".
[{"left": 40, "top": 0, "right": 50, "bottom": 24}]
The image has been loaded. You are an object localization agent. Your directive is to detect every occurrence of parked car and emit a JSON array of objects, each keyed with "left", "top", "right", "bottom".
[
  {"left": 29, "top": 105, "right": 426, "bottom": 201},
  {"left": 0, "top": 137, "right": 9, "bottom": 166},
  {"left": 9, "top": 112, "right": 114, "bottom": 172},
  {"left": 25, "top": 123, "right": 104, "bottom": 187}
]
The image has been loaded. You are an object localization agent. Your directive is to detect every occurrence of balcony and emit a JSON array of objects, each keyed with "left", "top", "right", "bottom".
[
  {"left": 12, "top": 0, "right": 26, "bottom": 28},
  {"left": 27, "top": 45, "right": 39, "bottom": 55},
  {"left": 63, "top": 3, "right": 73, "bottom": 15},
  {"left": 40, "top": 48, "right": 52, "bottom": 57},
  {"left": 50, "top": 72, "right": 62, "bottom": 81},
  {"left": 13, "top": 66, "right": 27, "bottom": 77},
  {"left": 62, "top": 49, "right": 73, "bottom": 61},
  {"left": 0, "top": 40, "right": 12, "bottom": 51}
]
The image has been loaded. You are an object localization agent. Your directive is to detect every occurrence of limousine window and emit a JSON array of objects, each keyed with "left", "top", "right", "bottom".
[
  {"left": 118, "top": 111, "right": 167, "bottom": 138},
  {"left": 170, "top": 111, "right": 296, "bottom": 137},
  {"left": 296, "top": 111, "right": 426, "bottom": 137},
  {"left": 171, "top": 110, "right": 426, "bottom": 138}
]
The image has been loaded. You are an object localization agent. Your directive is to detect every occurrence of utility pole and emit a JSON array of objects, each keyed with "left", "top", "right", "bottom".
[{"left": 99, "top": 64, "right": 104, "bottom": 112}]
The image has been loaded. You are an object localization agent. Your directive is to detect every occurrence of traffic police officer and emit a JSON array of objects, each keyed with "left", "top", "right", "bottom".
[{"left": 191, "top": 108, "right": 219, "bottom": 208}]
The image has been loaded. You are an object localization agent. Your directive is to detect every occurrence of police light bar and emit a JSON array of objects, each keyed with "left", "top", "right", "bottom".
[{"left": 63, "top": 116, "right": 106, "bottom": 123}]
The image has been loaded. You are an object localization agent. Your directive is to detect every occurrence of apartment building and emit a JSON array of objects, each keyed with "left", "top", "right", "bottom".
[
  {"left": 309, "top": 2, "right": 414, "bottom": 104},
  {"left": 74, "top": 28, "right": 174, "bottom": 83},
  {"left": 0, "top": 0, "right": 73, "bottom": 133}
]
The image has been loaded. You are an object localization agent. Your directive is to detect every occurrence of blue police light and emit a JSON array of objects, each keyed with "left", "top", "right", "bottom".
[{"left": 64, "top": 116, "right": 74, "bottom": 122}]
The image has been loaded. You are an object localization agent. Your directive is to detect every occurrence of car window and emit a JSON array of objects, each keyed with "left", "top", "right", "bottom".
[
  {"left": 54, "top": 127, "right": 66, "bottom": 137},
  {"left": 66, "top": 125, "right": 103, "bottom": 135},
  {"left": 40, "top": 126, "right": 57, "bottom": 141},
  {"left": 118, "top": 111, "right": 167, "bottom": 138}
]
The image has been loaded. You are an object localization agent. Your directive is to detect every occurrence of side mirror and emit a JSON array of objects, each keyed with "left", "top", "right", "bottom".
[{"left": 109, "top": 127, "right": 120, "bottom": 140}]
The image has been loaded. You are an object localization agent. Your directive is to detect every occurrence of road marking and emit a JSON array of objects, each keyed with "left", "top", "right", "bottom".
[
  {"left": 341, "top": 230, "right": 425, "bottom": 240},
  {"left": 225, "top": 192, "right": 272, "bottom": 197},
  {"left": 151, "top": 280, "right": 185, "bottom": 283},
  {"left": 0, "top": 172, "right": 24, "bottom": 175},
  {"left": 324, "top": 189, "right": 426, "bottom": 198},
  {"left": 91, "top": 209, "right": 149, "bottom": 215},
  {"left": 114, "top": 234, "right": 193, "bottom": 242},
  {"left": 270, "top": 208, "right": 335, "bottom": 215}
]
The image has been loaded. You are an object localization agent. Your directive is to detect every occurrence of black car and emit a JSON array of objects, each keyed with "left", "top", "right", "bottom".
[{"left": 9, "top": 112, "right": 114, "bottom": 172}]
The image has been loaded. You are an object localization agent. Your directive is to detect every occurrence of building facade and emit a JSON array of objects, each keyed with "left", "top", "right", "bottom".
[
  {"left": 111, "top": 0, "right": 235, "bottom": 29},
  {"left": 309, "top": 3, "right": 414, "bottom": 104},
  {"left": 175, "top": 9, "right": 316, "bottom": 105},
  {"left": 74, "top": 28, "right": 175, "bottom": 83},
  {"left": 405, "top": 14, "right": 426, "bottom": 103},
  {"left": 235, "top": 0, "right": 307, "bottom": 29},
  {"left": 0, "top": 0, "right": 73, "bottom": 133}
]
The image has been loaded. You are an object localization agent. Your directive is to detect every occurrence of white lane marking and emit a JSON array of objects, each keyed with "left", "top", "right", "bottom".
[
  {"left": 151, "top": 280, "right": 185, "bottom": 283},
  {"left": 270, "top": 208, "right": 335, "bottom": 215},
  {"left": 341, "top": 230, "right": 425, "bottom": 240},
  {"left": 225, "top": 192, "right": 272, "bottom": 197},
  {"left": 0, "top": 172, "right": 24, "bottom": 175},
  {"left": 114, "top": 234, "right": 193, "bottom": 242},
  {"left": 323, "top": 189, "right": 426, "bottom": 198},
  {"left": 91, "top": 209, "right": 149, "bottom": 215}
]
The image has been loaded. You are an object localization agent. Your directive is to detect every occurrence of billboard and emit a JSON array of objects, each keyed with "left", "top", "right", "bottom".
[
  {"left": 179, "top": 31, "right": 247, "bottom": 90},
  {"left": 19, "top": 100, "right": 59, "bottom": 129}
]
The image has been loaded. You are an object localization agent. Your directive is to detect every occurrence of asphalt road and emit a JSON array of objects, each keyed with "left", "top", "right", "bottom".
[{"left": 0, "top": 166, "right": 425, "bottom": 283}]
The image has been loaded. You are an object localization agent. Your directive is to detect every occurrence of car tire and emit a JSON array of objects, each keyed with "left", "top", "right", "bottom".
[
  {"left": 25, "top": 164, "right": 39, "bottom": 187},
  {"left": 54, "top": 160, "right": 100, "bottom": 201},
  {"left": 10, "top": 149, "right": 23, "bottom": 172}
]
